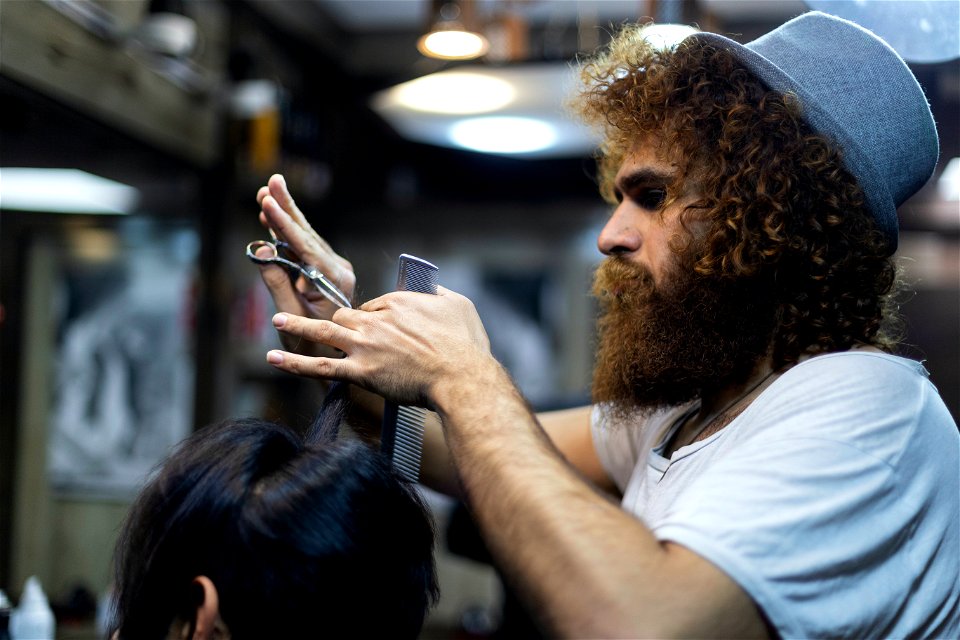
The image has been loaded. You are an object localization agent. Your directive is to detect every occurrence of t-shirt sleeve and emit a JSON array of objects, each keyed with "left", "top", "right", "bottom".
[
  {"left": 589, "top": 404, "right": 642, "bottom": 493},
  {"left": 653, "top": 354, "right": 960, "bottom": 638}
]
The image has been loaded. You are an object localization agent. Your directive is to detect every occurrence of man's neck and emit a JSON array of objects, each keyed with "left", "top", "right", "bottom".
[{"left": 665, "top": 357, "right": 778, "bottom": 456}]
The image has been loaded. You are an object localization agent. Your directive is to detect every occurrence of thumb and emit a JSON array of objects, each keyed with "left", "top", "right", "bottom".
[{"left": 258, "top": 263, "right": 303, "bottom": 313}]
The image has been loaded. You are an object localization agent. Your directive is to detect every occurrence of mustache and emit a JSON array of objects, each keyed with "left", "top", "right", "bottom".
[{"left": 592, "top": 257, "right": 657, "bottom": 305}]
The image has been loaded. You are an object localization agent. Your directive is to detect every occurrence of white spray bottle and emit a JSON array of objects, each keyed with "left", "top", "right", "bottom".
[{"left": 9, "top": 576, "right": 55, "bottom": 640}]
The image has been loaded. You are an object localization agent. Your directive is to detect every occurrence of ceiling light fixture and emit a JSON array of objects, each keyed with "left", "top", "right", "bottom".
[
  {"left": 449, "top": 116, "right": 558, "bottom": 155},
  {"left": 371, "top": 63, "right": 601, "bottom": 159},
  {"left": 417, "top": 1, "right": 489, "bottom": 60},
  {"left": 386, "top": 72, "right": 515, "bottom": 114},
  {"left": 0, "top": 168, "right": 139, "bottom": 214}
]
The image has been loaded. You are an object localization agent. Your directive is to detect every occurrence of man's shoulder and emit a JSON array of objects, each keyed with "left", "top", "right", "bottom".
[
  {"left": 792, "top": 349, "right": 927, "bottom": 378},
  {"left": 741, "top": 349, "right": 956, "bottom": 465},
  {"left": 778, "top": 350, "right": 931, "bottom": 401}
]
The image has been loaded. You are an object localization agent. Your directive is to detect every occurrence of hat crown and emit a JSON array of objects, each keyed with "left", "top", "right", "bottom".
[{"left": 694, "top": 11, "right": 940, "bottom": 251}]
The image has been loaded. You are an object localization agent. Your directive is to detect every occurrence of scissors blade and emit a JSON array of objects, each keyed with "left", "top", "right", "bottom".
[{"left": 302, "top": 267, "right": 352, "bottom": 309}]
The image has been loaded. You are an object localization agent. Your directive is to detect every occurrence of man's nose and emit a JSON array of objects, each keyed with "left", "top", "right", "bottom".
[{"left": 597, "top": 204, "right": 642, "bottom": 256}]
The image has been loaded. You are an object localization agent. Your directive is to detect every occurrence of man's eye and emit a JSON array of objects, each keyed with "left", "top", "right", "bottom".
[{"left": 637, "top": 189, "right": 666, "bottom": 210}]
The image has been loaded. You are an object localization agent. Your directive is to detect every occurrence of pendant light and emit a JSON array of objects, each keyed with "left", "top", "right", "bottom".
[{"left": 417, "top": 1, "right": 489, "bottom": 60}]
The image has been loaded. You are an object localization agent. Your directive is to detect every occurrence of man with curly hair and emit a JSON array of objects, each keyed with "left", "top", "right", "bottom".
[{"left": 255, "top": 11, "right": 959, "bottom": 638}]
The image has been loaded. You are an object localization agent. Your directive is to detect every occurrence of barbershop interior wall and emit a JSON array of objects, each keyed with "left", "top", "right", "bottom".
[{"left": 1, "top": 0, "right": 957, "bottom": 635}]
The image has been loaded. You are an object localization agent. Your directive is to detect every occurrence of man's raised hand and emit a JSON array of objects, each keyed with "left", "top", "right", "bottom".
[
  {"left": 265, "top": 287, "right": 492, "bottom": 409},
  {"left": 255, "top": 174, "right": 356, "bottom": 356}
]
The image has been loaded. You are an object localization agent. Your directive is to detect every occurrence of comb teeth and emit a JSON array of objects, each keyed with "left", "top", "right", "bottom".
[
  {"left": 382, "top": 254, "right": 439, "bottom": 482},
  {"left": 397, "top": 254, "right": 439, "bottom": 294},
  {"left": 391, "top": 406, "right": 427, "bottom": 481}
]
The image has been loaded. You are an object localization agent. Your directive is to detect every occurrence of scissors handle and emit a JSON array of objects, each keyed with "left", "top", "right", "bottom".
[
  {"left": 245, "top": 240, "right": 352, "bottom": 309},
  {"left": 246, "top": 240, "right": 286, "bottom": 265},
  {"left": 246, "top": 239, "right": 306, "bottom": 273}
]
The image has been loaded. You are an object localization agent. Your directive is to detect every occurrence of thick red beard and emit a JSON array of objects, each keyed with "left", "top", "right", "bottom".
[{"left": 591, "top": 254, "right": 776, "bottom": 421}]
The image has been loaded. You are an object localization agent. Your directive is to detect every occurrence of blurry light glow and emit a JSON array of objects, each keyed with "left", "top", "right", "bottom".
[
  {"left": 641, "top": 23, "right": 700, "bottom": 51},
  {"left": 449, "top": 117, "right": 557, "bottom": 154},
  {"left": 67, "top": 228, "right": 121, "bottom": 262},
  {"left": 371, "top": 63, "right": 601, "bottom": 159},
  {"left": 230, "top": 79, "right": 279, "bottom": 118},
  {"left": 0, "top": 168, "right": 139, "bottom": 214},
  {"left": 938, "top": 157, "right": 960, "bottom": 201},
  {"left": 806, "top": 0, "right": 959, "bottom": 63},
  {"left": 418, "top": 29, "right": 489, "bottom": 60},
  {"left": 392, "top": 73, "right": 515, "bottom": 114}
]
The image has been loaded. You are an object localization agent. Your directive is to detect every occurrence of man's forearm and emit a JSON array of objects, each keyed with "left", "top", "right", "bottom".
[
  {"left": 432, "top": 359, "right": 670, "bottom": 636},
  {"left": 431, "top": 358, "right": 767, "bottom": 638}
]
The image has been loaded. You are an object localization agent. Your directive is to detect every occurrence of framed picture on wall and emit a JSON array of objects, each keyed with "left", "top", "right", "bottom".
[{"left": 44, "top": 221, "right": 198, "bottom": 499}]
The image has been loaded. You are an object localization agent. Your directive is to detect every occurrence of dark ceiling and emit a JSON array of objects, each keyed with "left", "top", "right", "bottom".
[
  {"left": 1, "top": 0, "right": 956, "bottom": 228},
  {"left": 238, "top": 0, "right": 960, "bottom": 232}
]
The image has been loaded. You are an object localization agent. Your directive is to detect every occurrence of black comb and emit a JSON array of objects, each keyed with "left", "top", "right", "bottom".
[{"left": 380, "top": 254, "right": 438, "bottom": 482}]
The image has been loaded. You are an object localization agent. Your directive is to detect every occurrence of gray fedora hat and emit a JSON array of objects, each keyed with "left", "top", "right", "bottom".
[{"left": 690, "top": 11, "right": 939, "bottom": 253}]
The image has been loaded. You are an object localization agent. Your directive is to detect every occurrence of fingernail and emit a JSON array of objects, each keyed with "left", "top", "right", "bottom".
[
  {"left": 267, "top": 350, "right": 283, "bottom": 365},
  {"left": 272, "top": 313, "right": 287, "bottom": 328}
]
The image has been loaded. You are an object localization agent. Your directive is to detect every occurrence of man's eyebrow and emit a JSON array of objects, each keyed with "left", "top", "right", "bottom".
[{"left": 615, "top": 168, "right": 676, "bottom": 192}]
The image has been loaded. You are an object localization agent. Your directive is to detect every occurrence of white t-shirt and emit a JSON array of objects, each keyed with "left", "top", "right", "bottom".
[{"left": 591, "top": 351, "right": 960, "bottom": 639}]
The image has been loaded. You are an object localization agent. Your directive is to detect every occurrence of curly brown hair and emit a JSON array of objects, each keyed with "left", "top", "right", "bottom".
[{"left": 575, "top": 25, "right": 902, "bottom": 367}]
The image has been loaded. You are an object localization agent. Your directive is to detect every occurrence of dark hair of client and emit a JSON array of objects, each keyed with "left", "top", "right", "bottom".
[
  {"left": 577, "top": 26, "right": 901, "bottom": 368},
  {"left": 111, "top": 382, "right": 439, "bottom": 640}
]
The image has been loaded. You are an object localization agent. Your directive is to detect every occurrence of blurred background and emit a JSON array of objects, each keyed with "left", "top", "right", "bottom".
[{"left": 1, "top": 0, "right": 957, "bottom": 637}]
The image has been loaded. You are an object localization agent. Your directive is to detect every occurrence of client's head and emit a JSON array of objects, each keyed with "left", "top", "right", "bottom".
[{"left": 111, "top": 385, "right": 438, "bottom": 639}]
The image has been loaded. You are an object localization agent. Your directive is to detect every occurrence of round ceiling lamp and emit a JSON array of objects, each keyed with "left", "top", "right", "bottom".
[
  {"left": 390, "top": 72, "right": 515, "bottom": 114},
  {"left": 449, "top": 116, "right": 558, "bottom": 155},
  {"left": 417, "top": 2, "right": 489, "bottom": 60}
]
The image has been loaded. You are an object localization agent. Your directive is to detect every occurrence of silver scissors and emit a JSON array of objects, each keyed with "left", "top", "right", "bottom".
[{"left": 246, "top": 231, "right": 352, "bottom": 309}]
